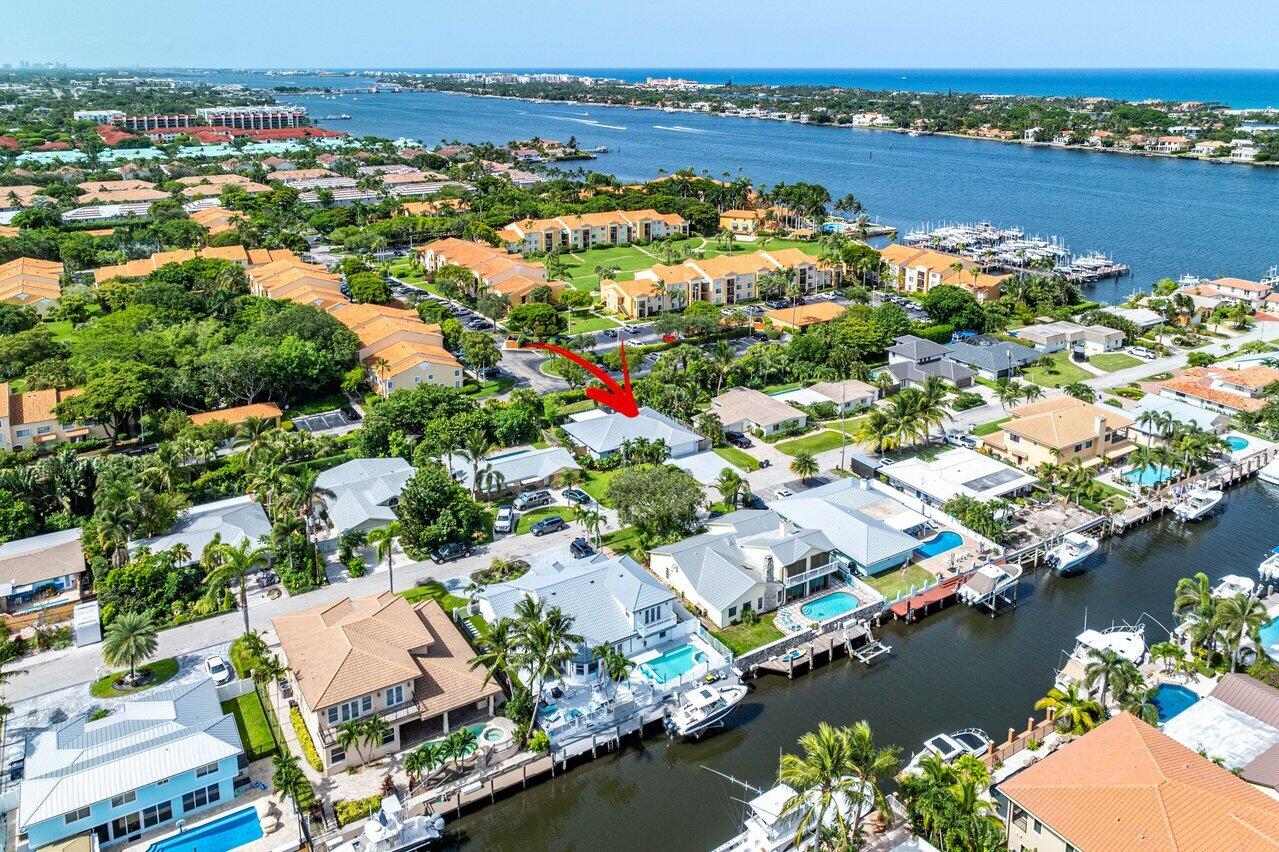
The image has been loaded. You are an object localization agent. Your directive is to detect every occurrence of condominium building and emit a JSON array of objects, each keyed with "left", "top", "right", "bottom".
[
  {"left": 194, "top": 105, "right": 307, "bottom": 129},
  {"left": 496, "top": 209, "right": 688, "bottom": 253},
  {"left": 247, "top": 259, "right": 346, "bottom": 310},
  {"left": 0, "top": 384, "right": 104, "bottom": 451},
  {"left": 93, "top": 246, "right": 297, "bottom": 283},
  {"left": 415, "top": 238, "right": 559, "bottom": 304},
  {"left": 878, "top": 244, "right": 1008, "bottom": 301},
  {"left": 327, "top": 303, "right": 462, "bottom": 393},
  {"left": 0, "top": 257, "right": 63, "bottom": 314}
]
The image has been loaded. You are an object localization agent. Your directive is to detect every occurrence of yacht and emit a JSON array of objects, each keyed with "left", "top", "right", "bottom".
[
  {"left": 903, "top": 729, "right": 992, "bottom": 773},
  {"left": 1259, "top": 457, "right": 1279, "bottom": 486},
  {"left": 957, "top": 563, "right": 1022, "bottom": 607},
  {"left": 666, "top": 682, "right": 748, "bottom": 739},
  {"left": 1055, "top": 623, "right": 1147, "bottom": 692},
  {"left": 1212, "top": 574, "right": 1257, "bottom": 599},
  {"left": 1045, "top": 532, "right": 1099, "bottom": 576},
  {"left": 710, "top": 776, "right": 873, "bottom": 852},
  {"left": 1173, "top": 486, "right": 1224, "bottom": 521},
  {"left": 329, "top": 795, "right": 444, "bottom": 852},
  {"left": 1260, "top": 546, "right": 1279, "bottom": 584}
]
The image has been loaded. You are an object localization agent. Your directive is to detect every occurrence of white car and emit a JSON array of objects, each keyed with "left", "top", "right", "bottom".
[
  {"left": 1129, "top": 346, "right": 1158, "bottom": 360},
  {"left": 775, "top": 488, "right": 795, "bottom": 499},
  {"left": 205, "top": 656, "right": 233, "bottom": 686},
  {"left": 494, "top": 505, "right": 516, "bottom": 535}
]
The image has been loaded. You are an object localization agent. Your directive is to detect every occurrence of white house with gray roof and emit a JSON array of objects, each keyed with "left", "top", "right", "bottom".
[
  {"left": 562, "top": 406, "right": 706, "bottom": 460},
  {"left": 315, "top": 457, "right": 415, "bottom": 539},
  {"left": 946, "top": 339, "right": 1042, "bottom": 380},
  {"left": 650, "top": 509, "right": 838, "bottom": 627},
  {"left": 769, "top": 479, "right": 926, "bottom": 577},
  {"left": 18, "top": 679, "right": 244, "bottom": 849},
  {"left": 128, "top": 495, "right": 271, "bottom": 565},
  {"left": 881, "top": 335, "right": 976, "bottom": 389},
  {"left": 442, "top": 445, "right": 579, "bottom": 495}
]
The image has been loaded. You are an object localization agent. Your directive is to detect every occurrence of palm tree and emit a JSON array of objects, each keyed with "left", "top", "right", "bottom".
[
  {"left": 1120, "top": 685, "right": 1161, "bottom": 726},
  {"left": 360, "top": 715, "right": 393, "bottom": 758},
  {"left": 576, "top": 505, "right": 604, "bottom": 548},
  {"left": 102, "top": 611, "right": 159, "bottom": 684},
  {"left": 1213, "top": 592, "right": 1268, "bottom": 672},
  {"left": 513, "top": 598, "right": 583, "bottom": 746},
  {"left": 1021, "top": 383, "right": 1045, "bottom": 404},
  {"left": 231, "top": 416, "right": 276, "bottom": 467},
  {"left": 1149, "top": 640, "right": 1187, "bottom": 674},
  {"left": 1035, "top": 684, "right": 1104, "bottom": 735},
  {"left": 716, "top": 467, "right": 745, "bottom": 510},
  {"left": 335, "top": 721, "right": 364, "bottom": 764},
  {"left": 205, "top": 538, "right": 272, "bottom": 637},
  {"left": 790, "top": 451, "right": 819, "bottom": 485},
  {"left": 402, "top": 745, "right": 438, "bottom": 792},
  {"left": 1083, "top": 647, "right": 1128, "bottom": 705},
  {"left": 366, "top": 522, "right": 401, "bottom": 593},
  {"left": 279, "top": 470, "right": 335, "bottom": 543},
  {"left": 1173, "top": 571, "right": 1215, "bottom": 620},
  {"left": 778, "top": 723, "right": 866, "bottom": 850},
  {"left": 842, "top": 720, "right": 901, "bottom": 841},
  {"left": 459, "top": 429, "right": 494, "bottom": 498},
  {"left": 469, "top": 617, "right": 517, "bottom": 690}
]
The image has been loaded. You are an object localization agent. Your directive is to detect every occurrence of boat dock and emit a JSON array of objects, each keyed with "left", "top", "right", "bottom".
[
  {"left": 747, "top": 620, "right": 891, "bottom": 679},
  {"left": 888, "top": 574, "right": 965, "bottom": 622}
]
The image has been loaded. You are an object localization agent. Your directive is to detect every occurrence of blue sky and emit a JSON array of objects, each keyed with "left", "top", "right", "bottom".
[{"left": 4, "top": 1, "right": 1277, "bottom": 69}]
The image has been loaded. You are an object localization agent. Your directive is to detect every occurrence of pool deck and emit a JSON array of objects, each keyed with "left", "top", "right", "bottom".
[{"left": 776, "top": 574, "right": 884, "bottom": 634}]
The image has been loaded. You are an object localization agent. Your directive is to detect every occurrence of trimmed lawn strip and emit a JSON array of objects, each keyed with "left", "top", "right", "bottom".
[
  {"left": 567, "top": 313, "right": 621, "bottom": 335},
  {"left": 401, "top": 581, "right": 487, "bottom": 635},
  {"left": 89, "top": 657, "right": 179, "bottom": 698},
  {"left": 1022, "top": 352, "right": 1092, "bottom": 388},
  {"left": 714, "top": 445, "right": 760, "bottom": 471},
  {"left": 222, "top": 692, "right": 278, "bottom": 761},
  {"left": 1089, "top": 353, "right": 1142, "bottom": 372},
  {"left": 776, "top": 430, "right": 847, "bottom": 457},
  {"left": 601, "top": 525, "right": 644, "bottom": 556},
  {"left": 711, "top": 618, "right": 786, "bottom": 655},
  {"left": 972, "top": 417, "right": 1010, "bottom": 437},
  {"left": 515, "top": 506, "right": 576, "bottom": 535},
  {"left": 864, "top": 565, "right": 937, "bottom": 601}
]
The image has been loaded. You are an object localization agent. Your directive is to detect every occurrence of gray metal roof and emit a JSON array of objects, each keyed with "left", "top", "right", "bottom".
[
  {"left": 129, "top": 495, "right": 271, "bottom": 563},
  {"left": 19, "top": 679, "right": 243, "bottom": 829},
  {"left": 768, "top": 480, "right": 921, "bottom": 568},
  {"left": 442, "top": 446, "right": 579, "bottom": 491},
  {"left": 316, "top": 458, "right": 415, "bottom": 535},
  {"left": 881, "top": 358, "right": 975, "bottom": 385},
  {"left": 562, "top": 407, "right": 702, "bottom": 456},
  {"left": 946, "top": 340, "right": 1041, "bottom": 373}
]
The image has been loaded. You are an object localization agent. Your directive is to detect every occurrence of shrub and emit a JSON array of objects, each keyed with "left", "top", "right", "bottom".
[
  {"left": 950, "top": 390, "right": 985, "bottom": 411},
  {"left": 335, "top": 795, "right": 383, "bottom": 827},
  {"left": 528, "top": 730, "right": 550, "bottom": 754},
  {"left": 345, "top": 555, "right": 367, "bottom": 578},
  {"left": 290, "top": 706, "right": 323, "bottom": 771}
]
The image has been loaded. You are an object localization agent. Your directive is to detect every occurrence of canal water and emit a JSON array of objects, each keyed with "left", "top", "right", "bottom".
[
  {"left": 268, "top": 86, "right": 1279, "bottom": 303},
  {"left": 444, "top": 480, "right": 1279, "bottom": 851}
]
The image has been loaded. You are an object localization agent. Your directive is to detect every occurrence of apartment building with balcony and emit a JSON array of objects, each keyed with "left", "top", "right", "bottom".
[{"left": 496, "top": 209, "right": 688, "bottom": 253}]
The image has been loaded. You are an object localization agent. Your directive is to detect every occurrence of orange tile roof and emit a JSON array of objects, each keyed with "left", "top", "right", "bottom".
[
  {"left": 354, "top": 316, "right": 444, "bottom": 350},
  {"left": 181, "top": 180, "right": 270, "bottom": 198},
  {"left": 763, "top": 302, "right": 847, "bottom": 328},
  {"left": 688, "top": 251, "right": 776, "bottom": 279},
  {"left": 761, "top": 247, "right": 821, "bottom": 269},
  {"left": 720, "top": 208, "right": 764, "bottom": 219},
  {"left": 0, "top": 186, "right": 47, "bottom": 207},
  {"left": 1003, "top": 397, "right": 1133, "bottom": 448},
  {"left": 1210, "top": 277, "right": 1272, "bottom": 294},
  {"left": 2, "top": 385, "right": 82, "bottom": 425},
  {"left": 0, "top": 257, "right": 63, "bottom": 305},
  {"left": 489, "top": 275, "right": 565, "bottom": 301},
  {"left": 276, "top": 285, "right": 348, "bottom": 310},
  {"left": 999, "top": 714, "right": 1279, "bottom": 852},
  {"left": 364, "top": 340, "right": 461, "bottom": 374},
  {"left": 0, "top": 225, "right": 18, "bottom": 239},
  {"left": 187, "top": 403, "right": 283, "bottom": 428},
  {"left": 77, "top": 188, "right": 169, "bottom": 204},
  {"left": 187, "top": 205, "right": 245, "bottom": 236},
  {"left": 199, "top": 244, "right": 250, "bottom": 264},
  {"left": 245, "top": 248, "right": 297, "bottom": 266},
  {"left": 326, "top": 302, "right": 421, "bottom": 329},
  {"left": 267, "top": 168, "right": 335, "bottom": 182},
  {"left": 93, "top": 246, "right": 268, "bottom": 283},
  {"left": 1160, "top": 367, "right": 1275, "bottom": 413}
]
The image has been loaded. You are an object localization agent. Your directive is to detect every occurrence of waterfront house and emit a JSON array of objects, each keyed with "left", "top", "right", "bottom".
[
  {"left": 128, "top": 495, "right": 271, "bottom": 566},
  {"left": 981, "top": 397, "right": 1134, "bottom": 469},
  {"left": 879, "top": 335, "right": 976, "bottom": 389},
  {"left": 314, "top": 457, "right": 415, "bottom": 539},
  {"left": 0, "top": 384, "right": 103, "bottom": 451},
  {"left": 0, "top": 528, "right": 86, "bottom": 618},
  {"left": 650, "top": 509, "right": 837, "bottom": 626},
  {"left": 1016, "top": 321, "right": 1121, "bottom": 354},
  {"left": 1153, "top": 134, "right": 1193, "bottom": 153},
  {"left": 1101, "top": 306, "right": 1162, "bottom": 330},
  {"left": 17, "top": 679, "right": 245, "bottom": 850},
  {"left": 946, "top": 339, "right": 1041, "bottom": 380},
  {"left": 273, "top": 593, "right": 501, "bottom": 774},
  {"left": 562, "top": 407, "right": 706, "bottom": 460},
  {"left": 994, "top": 713, "right": 1279, "bottom": 852},
  {"left": 769, "top": 479, "right": 925, "bottom": 577},
  {"left": 1119, "top": 395, "right": 1229, "bottom": 445},
  {"left": 1159, "top": 364, "right": 1279, "bottom": 415},
  {"left": 718, "top": 208, "right": 767, "bottom": 235},
  {"left": 880, "top": 448, "right": 1037, "bottom": 507},
  {"left": 709, "top": 387, "right": 807, "bottom": 436},
  {"left": 441, "top": 445, "right": 579, "bottom": 496},
  {"left": 1203, "top": 276, "right": 1274, "bottom": 309},
  {"left": 0, "top": 257, "right": 63, "bottom": 314},
  {"left": 877, "top": 244, "right": 1007, "bottom": 302},
  {"left": 1161, "top": 674, "right": 1279, "bottom": 798}
]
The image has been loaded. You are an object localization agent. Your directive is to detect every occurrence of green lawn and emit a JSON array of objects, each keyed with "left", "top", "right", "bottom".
[
  {"left": 760, "top": 381, "right": 805, "bottom": 394},
  {"left": 711, "top": 618, "right": 787, "bottom": 655},
  {"left": 601, "top": 525, "right": 644, "bottom": 556},
  {"left": 581, "top": 468, "right": 625, "bottom": 505},
  {"left": 972, "top": 417, "right": 1010, "bottom": 437},
  {"left": 714, "top": 445, "right": 760, "bottom": 471},
  {"left": 464, "top": 376, "right": 517, "bottom": 397},
  {"left": 863, "top": 565, "right": 937, "bottom": 601},
  {"left": 89, "top": 657, "right": 180, "bottom": 698},
  {"left": 516, "top": 506, "right": 576, "bottom": 535},
  {"left": 825, "top": 415, "right": 869, "bottom": 436},
  {"left": 776, "top": 430, "right": 848, "bottom": 457},
  {"left": 400, "top": 581, "right": 468, "bottom": 612},
  {"left": 555, "top": 398, "right": 598, "bottom": 418},
  {"left": 1022, "top": 352, "right": 1093, "bottom": 388},
  {"left": 567, "top": 313, "right": 621, "bottom": 335},
  {"left": 222, "top": 692, "right": 278, "bottom": 761},
  {"left": 1088, "top": 353, "right": 1142, "bottom": 372}
]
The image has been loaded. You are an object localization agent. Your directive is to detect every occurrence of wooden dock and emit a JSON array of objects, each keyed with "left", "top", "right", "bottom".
[
  {"left": 750, "top": 621, "right": 892, "bottom": 679},
  {"left": 888, "top": 575, "right": 965, "bottom": 622}
]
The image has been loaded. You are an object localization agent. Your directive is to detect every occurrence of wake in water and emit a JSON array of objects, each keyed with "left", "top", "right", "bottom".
[
  {"left": 542, "top": 115, "right": 627, "bottom": 130},
  {"left": 653, "top": 125, "right": 717, "bottom": 134}
]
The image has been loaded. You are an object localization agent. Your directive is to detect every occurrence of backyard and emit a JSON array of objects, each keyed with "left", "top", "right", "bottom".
[
  {"left": 222, "top": 691, "right": 279, "bottom": 762},
  {"left": 580, "top": 468, "right": 625, "bottom": 504},
  {"left": 863, "top": 565, "right": 937, "bottom": 601},
  {"left": 710, "top": 617, "right": 786, "bottom": 655},
  {"left": 1022, "top": 352, "right": 1092, "bottom": 388}
]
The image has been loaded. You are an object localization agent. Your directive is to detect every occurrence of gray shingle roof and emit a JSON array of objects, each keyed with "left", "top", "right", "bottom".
[
  {"left": 947, "top": 340, "right": 1041, "bottom": 373},
  {"left": 882, "top": 358, "right": 975, "bottom": 385},
  {"left": 317, "top": 457, "right": 415, "bottom": 535},
  {"left": 129, "top": 496, "right": 271, "bottom": 563},
  {"left": 562, "top": 406, "right": 702, "bottom": 456},
  {"left": 888, "top": 334, "right": 953, "bottom": 361},
  {"left": 442, "top": 446, "right": 579, "bottom": 490}
]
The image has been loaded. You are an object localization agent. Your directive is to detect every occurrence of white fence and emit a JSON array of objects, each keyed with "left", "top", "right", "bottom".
[{"left": 216, "top": 677, "right": 256, "bottom": 703}]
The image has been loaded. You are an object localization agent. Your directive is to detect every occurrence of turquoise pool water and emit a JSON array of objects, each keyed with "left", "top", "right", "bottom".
[
  {"left": 799, "top": 591, "right": 863, "bottom": 622},
  {"left": 1260, "top": 617, "right": 1279, "bottom": 659},
  {"left": 1152, "top": 683, "right": 1200, "bottom": 723},
  {"left": 1226, "top": 435, "right": 1250, "bottom": 452},
  {"left": 914, "top": 531, "right": 964, "bottom": 558},
  {"left": 640, "top": 643, "right": 708, "bottom": 683},
  {"left": 1123, "top": 464, "right": 1177, "bottom": 486},
  {"left": 148, "top": 806, "right": 262, "bottom": 852}
]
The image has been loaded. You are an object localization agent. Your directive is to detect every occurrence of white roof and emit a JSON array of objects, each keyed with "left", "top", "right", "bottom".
[
  {"left": 1104, "top": 307, "right": 1164, "bottom": 328},
  {"left": 562, "top": 406, "right": 702, "bottom": 456},
  {"left": 671, "top": 450, "right": 735, "bottom": 486},
  {"left": 442, "top": 446, "right": 578, "bottom": 491},
  {"left": 19, "top": 679, "right": 242, "bottom": 829},
  {"left": 1162, "top": 696, "right": 1279, "bottom": 771},
  {"left": 881, "top": 447, "right": 1037, "bottom": 503},
  {"left": 128, "top": 495, "right": 270, "bottom": 562},
  {"left": 769, "top": 479, "right": 921, "bottom": 569},
  {"left": 1120, "top": 395, "right": 1230, "bottom": 435},
  {"left": 771, "top": 387, "right": 829, "bottom": 407}
]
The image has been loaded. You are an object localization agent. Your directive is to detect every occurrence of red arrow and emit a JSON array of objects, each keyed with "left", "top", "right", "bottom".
[{"left": 527, "top": 340, "right": 640, "bottom": 417}]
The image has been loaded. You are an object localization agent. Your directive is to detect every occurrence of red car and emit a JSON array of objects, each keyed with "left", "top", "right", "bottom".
[{"left": 661, "top": 333, "right": 679, "bottom": 344}]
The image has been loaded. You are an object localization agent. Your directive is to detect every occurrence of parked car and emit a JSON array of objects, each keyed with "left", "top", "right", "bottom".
[
  {"left": 430, "top": 541, "right": 473, "bottom": 563},
  {"left": 466, "top": 318, "right": 493, "bottom": 330},
  {"left": 745, "top": 304, "right": 766, "bottom": 315},
  {"left": 570, "top": 537, "right": 595, "bottom": 558},
  {"left": 530, "top": 515, "right": 569, "bottom": 536},
  {"left": 479, "top": 366, "right": 502, "bottom": 379},
  {"left": 513, "top": 490, "right": 551, "bottom": 510},
  {"left": 623, "top": 324, "right": 641, "bottom": 334},
  {"left": 600, "top": 328, "right": 619, "bottom": 339},
  {"left": 563, "top": 487, "right": 592, "bottom": 506},
  {"left": 765, "top": 299, "right": 788, "bottom": 309},
  {"left": 1129, "top": 345, "right": 1158, "bottom": 360},
  {"left": 945, "top": 431, "right": 977, "bottom": 450},
  {"left": 725, "top": 430, "right": 753, "bottom": 449},
  {"left": 204, "top": 656, "right": 233, "bottom": 686},
  {"left": 494, "top": 505, "right": 516, "bottom": 534},
  {"left": 775, "top": 488, "right": 794, "bottom": 499}
]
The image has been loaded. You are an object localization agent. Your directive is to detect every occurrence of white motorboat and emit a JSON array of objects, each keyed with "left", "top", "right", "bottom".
[
  {"left": 1260, "top": 546, "right": 1279, "bottom": 583},
  {"left": 957, "top": 563, "right": 1022, "bottom": 607},
  {"left": 1173, "top": 486, "right": 1223, "bottom": 521},
  {"left": 1046, "top": 532, "right": 1099, "bottom": 576},
  {"left": 666, "top": 681, "right": 748, "bottom": 739},
  {"left": 1212, "top": 574, "right": 1257, "bottom": 599},
  {"left": 329, "top": 794, "right": 444, "bottom": 852},
  {"left": 710, "top": 776, "right": 874, "bottom": 852},
  {"left": 1259, "top": 457, "right": 1279, "bottom": 486},
  {"left": 904, "top": 729, "right": 992, "bottom": 773},
  {"left": 1054, "top": 623, "right": 1147, "bottom": 692}
]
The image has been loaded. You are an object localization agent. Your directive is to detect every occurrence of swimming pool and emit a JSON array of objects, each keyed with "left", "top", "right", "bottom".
[
  {"left": 640, "top": 643, "right": 708, "bottom": 683},
  {"left": 914, "top": 531, "right": 964, "bottom": 558},
  {"left": 1123, "top": 464, "right": 1177, "bottom": 486},
  {"left": 1226, "top": 435, "right": 1250, "bottom": 452},
  {"left": 1152, "top": 683, "right": 1200, "bottom": 723},
  {"left": 1260, "top": 617, "right": 1279, "bottom": 659},
  {"left": 799, "top": 590, "right": 863, "bottom": 622},
  {"left": 148, "top": 806, "right": 262, "bottom": 852}
]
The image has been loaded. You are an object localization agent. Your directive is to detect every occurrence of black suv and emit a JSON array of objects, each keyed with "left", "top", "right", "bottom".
[
  {"left": 569, "top": 537, "right": 595, "bottom": 558},
  {"left": 429, "top": 541, "right": 473, "bottom": 563},
  {"left": 725, "top": 431, "right": 753, "bottom": 449}
]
